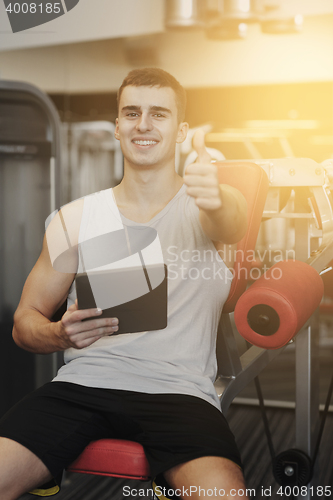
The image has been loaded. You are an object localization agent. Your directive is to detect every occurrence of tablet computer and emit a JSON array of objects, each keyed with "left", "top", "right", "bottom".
[{"left": 75, "top": 264, "right": 167, "bottom": 334}]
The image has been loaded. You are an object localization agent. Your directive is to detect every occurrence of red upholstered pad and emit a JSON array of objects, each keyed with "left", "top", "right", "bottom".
[
  {"left": 214, "top": 162, "right": 269, "bottom": 313},
  {"left": 67, "top": 439, "right": 150, "bottom": 479},
  {"left": 234, "top": 260, "right": 324, "bottom": 349}
]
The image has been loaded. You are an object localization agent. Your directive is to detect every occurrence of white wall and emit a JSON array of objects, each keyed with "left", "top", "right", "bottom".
[
  {"left": 0, "top": 0, "right": 164, "bottom": 51},
  {"left": 1, "top": 13, "right": 333, "bottom": 93}
]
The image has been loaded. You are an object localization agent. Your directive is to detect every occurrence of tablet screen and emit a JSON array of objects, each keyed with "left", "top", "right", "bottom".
[{"left": 75, "top": 264, "right": 168, "bottom": 334}]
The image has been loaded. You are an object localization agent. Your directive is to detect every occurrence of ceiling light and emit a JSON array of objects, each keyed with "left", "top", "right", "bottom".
[{"left": 165, "top": 0, "right": 205, "bottom": 29}]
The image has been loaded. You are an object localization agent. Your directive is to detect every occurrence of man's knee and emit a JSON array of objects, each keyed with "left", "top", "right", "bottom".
[
  {"left": 164, "top": 456, "right": 247, "bottom": 500},
  {"left": 0, "top": 437, "right": 52, "bottom": 500}
]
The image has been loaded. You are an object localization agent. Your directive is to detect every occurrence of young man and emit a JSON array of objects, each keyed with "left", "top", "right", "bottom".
[{"left": 0, "top": 68, "right": 248, "bottom": 499}]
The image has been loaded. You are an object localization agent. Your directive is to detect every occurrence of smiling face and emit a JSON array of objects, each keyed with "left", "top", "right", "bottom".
[{"left": 115, "top": 85, "right": 188, "bottom": 170}]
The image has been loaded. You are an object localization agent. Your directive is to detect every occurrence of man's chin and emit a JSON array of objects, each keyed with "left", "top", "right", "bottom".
[{"left": 126, "top": 155, "right": 160, "bottom": 168}]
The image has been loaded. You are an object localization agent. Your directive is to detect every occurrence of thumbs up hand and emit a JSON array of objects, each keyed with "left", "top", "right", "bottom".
[{"left": 184, "top": 129, "right": 222, "bottom": 211}]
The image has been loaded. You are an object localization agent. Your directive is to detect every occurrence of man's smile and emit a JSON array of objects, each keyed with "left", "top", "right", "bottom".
[{"left": 132, "top": 138, "right": 159, "bottom": 148}]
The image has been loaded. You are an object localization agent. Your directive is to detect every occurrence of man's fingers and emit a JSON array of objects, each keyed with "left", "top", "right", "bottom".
[
  {"left": 63, "top": 306, "right": 102, "bottom": 324},
  {"left": 70, "top": 322, "right": 118, "bottom": 341},
  {"left": 195, "top": 197, "right": 222, "bottom": 211},
  {"left": 66, "top": 316, "right": 118, "bottom": 335},
  {"left": 186, "top": 186, "right": 220, "bottom": 199},
  {"left": 60, "top": 315, "right": 119, "bottom": 349},
  {"left": 58, "top": 297, "right": 121, "bottom": 349},
  {"left": 185, "top": 163, "right": 217, "bottom": 176},
  {"left": 67, "top": 301, "right": 78, "bottom": 312},
  {"left": 184, "top": 174, "right": 218, "bottom": 188},
  {"left": 192, "top": 129, "right": 211, "bottom": 164},
  {"left": 60, "top": 305, "right": 119, "bottom": 348}
]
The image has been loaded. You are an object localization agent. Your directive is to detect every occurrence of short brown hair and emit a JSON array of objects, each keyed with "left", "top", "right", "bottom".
[{"left": 117, "top": 68, "right": 187, "bottom": 122}]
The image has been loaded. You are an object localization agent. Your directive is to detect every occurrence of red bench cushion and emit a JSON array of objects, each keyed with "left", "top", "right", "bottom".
[{"left": 67, "top": 439, "right": 150, "bottom": 480}]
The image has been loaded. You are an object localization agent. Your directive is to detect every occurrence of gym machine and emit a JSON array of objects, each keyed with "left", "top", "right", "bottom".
[{"left": 0, "top": 80, "right": 61, "bottom": 416}]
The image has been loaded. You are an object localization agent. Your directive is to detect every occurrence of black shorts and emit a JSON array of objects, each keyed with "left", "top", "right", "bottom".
[{"left": 0, "top": 381, "right": 242, "bottom": 481}]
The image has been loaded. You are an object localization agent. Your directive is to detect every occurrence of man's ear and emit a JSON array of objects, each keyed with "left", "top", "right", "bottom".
[
  {"left": 115, "top": 118, "right": 120, "bottom": 140},
  {"left": 176, "top": 121, "right": 189, "bottom": 144}
]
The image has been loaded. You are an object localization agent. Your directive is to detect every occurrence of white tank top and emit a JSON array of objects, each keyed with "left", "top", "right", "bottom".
[{"left": 53, "top": 184, "right": 232, "bottom": 410}]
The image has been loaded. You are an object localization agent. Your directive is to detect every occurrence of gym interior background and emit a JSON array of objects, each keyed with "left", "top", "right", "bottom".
[{"left": 0, "top": 1, "right": 333, "bottom": 498}]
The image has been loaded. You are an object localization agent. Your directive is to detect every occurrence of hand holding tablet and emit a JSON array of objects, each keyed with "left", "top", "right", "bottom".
[{"left": 58, "top": 300, "right": 119, "bottom": 350}]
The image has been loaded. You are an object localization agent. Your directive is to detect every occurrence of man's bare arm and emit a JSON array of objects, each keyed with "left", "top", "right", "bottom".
[
  {"left": 12, "top": 201, "right": 118, "bottom": 354},
  {"left": 198, "top": 184, "right": 247, "bottom": 244}
]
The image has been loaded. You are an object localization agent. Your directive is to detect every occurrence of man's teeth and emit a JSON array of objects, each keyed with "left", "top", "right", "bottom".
[{"left": 133, "top": 140, "right": 157, "bottom": 145}]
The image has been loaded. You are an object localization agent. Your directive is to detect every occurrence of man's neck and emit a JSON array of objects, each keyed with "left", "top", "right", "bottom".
[{"left": 113, "top": 165, "right": 184, "bottom": 212}]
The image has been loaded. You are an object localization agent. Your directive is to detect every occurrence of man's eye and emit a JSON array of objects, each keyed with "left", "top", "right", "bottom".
[
  {"left": 154, "top": 114, "right": 165, "bottom": 118},
  {"left": 127, "top": 113, "right": 139, "bottom": 117}
]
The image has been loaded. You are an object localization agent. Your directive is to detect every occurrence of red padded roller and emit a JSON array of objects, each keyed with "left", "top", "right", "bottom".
[
  {"left": 67, "top": 439, "right": 150, "bottom": 479},
  {"left": 234, "top": 260, "right": 323, "bottom": 349}
]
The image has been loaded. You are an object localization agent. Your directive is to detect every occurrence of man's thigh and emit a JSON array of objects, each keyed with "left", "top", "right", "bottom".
[
  {"left": 122, "top": 393, "right": 243, "bottom": 480},
  {"left": 0, "top": 382, "right": 112, "bottom": 480}
]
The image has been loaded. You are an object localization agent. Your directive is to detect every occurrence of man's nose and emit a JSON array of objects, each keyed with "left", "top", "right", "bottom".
[{"left": 136, "top": 113, "right": 153, "bottom": 132}]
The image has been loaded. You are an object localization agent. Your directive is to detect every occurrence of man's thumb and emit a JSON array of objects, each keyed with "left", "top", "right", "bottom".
[{"left": 192, "top": 129, "right": 211, "bottom": 163}]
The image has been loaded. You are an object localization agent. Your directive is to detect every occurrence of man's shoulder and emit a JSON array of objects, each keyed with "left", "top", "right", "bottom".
[
  {"left": 45, "top": 198, "right": 85, "bottom": 259},
  {"left": 67, "top": 186, "right": 112, "bottom": 205},
  {"left": 61, "top": 197, "right": 85, "bottom": 216},
  {"left": 56, "top": 187, "right": 112, "bottom": 224}
]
